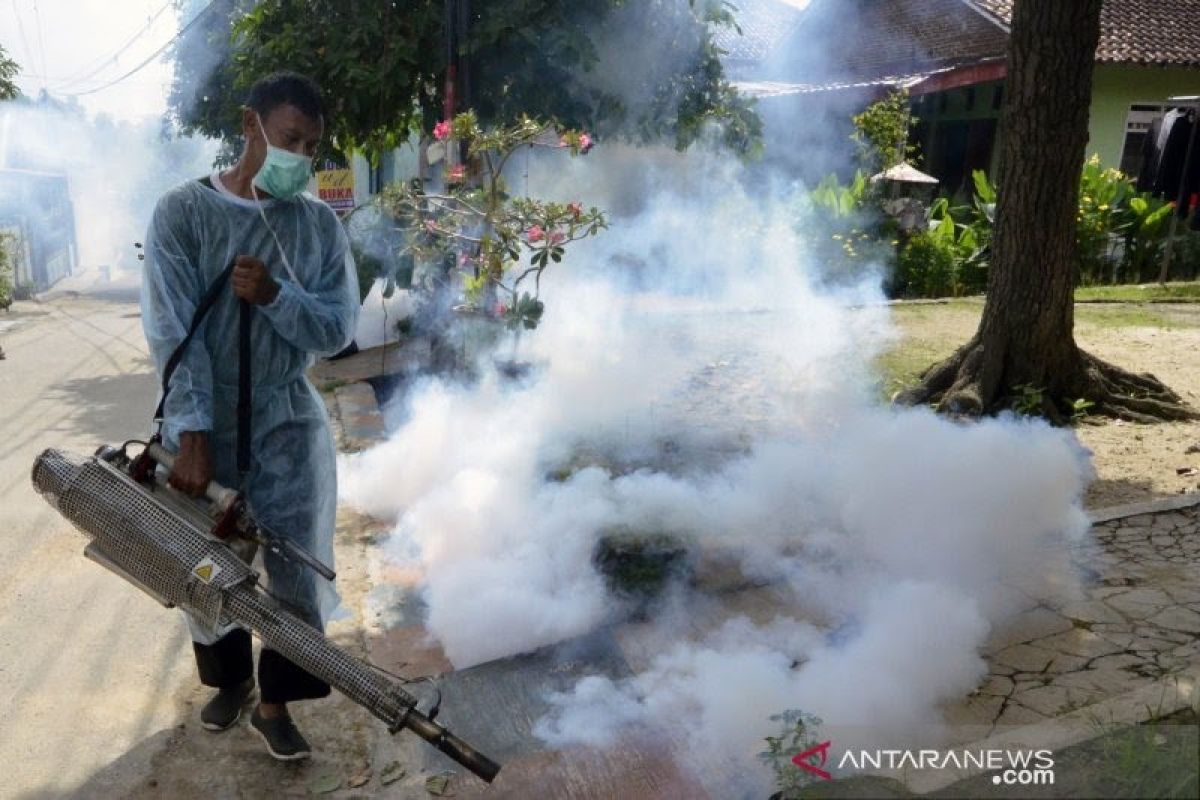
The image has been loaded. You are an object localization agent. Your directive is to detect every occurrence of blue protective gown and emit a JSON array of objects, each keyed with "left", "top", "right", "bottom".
[{"left": 141, "top": 175, "right": 359, "bottom": 641}]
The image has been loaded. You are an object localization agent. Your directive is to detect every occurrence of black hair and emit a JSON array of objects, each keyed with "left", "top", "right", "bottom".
[{"left": 246, "top": 71, "right": 326, "bottom": 123}]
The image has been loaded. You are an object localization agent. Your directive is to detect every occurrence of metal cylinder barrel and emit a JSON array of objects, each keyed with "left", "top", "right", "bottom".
[{"left": 31, "top": 447, "right": 500, "bottom": 783}]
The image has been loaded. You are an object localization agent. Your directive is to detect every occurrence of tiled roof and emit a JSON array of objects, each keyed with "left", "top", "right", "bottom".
[
  {"left": 967, "top": 0, "right": 1200, "bottom": 66},
  {"left": 830, "top": 0, "right": 1010, "bottom": 79},
  {"left": 723, "top": 0, "right": 1010, "bottom": 82},
  {"left": 714, "top": 0, "right": 808, "bottom": 64}
]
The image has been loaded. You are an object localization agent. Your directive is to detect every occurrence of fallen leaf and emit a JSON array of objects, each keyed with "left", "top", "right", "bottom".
[
  {"left": 380, "top": 761, "right": 407, "bottom": 786},
  {"left": 308, "top": 774, "right": 342, "bottom": 795},
  {"left": 426, "top": 771, "right": 455, "bottom": 796},
  {"left": 347, "top": 768, "right": 373, "bottom": 789}
]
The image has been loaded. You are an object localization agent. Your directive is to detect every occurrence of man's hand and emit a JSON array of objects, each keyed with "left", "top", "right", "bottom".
[
  {"left": 170, "top": 430, "right": 212, "bottom": 498},
  {"left": 232, "top": 255, "right": 280, "bottom": 305}
]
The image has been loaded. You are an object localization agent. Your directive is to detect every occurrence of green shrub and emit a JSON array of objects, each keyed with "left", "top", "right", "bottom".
[
  {"left": 1077, "top": 155, "right": 1174, "bottom": 284},
  {"left": 895, "top": 230, "right": 957, "bottom": 297},
  {"left": 0, "top": 233, "right": 14, "bottom": 311},
  {"left": 851, "top": 89, "right": 919, "bottom": 173}
]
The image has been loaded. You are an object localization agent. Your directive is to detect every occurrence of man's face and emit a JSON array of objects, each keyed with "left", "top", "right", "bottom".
[{"left": 243, "top": 102, "right": 324, "bottom": 171}]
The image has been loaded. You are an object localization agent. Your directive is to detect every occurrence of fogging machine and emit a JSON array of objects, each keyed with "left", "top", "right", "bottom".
[{"left": 31, "top": 441, "right": 500, "bottom": 783}]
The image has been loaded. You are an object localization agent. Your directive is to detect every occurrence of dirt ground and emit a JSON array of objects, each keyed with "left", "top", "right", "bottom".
[{"left": 882, "top": 300, "right": 1200, "bottom": 510}]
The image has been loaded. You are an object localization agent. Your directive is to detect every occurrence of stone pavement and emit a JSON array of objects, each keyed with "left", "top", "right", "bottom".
[
  {"left": 959, "top": 498, "right": 1200, "bottom": 736},
  {"left": 334, "top": 386, "right": 1200, "bottom": 798}
]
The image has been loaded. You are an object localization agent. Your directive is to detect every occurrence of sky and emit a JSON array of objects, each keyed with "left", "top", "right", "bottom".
[{"left": 0, "top": 0, "right": 179, "bottom": 120}]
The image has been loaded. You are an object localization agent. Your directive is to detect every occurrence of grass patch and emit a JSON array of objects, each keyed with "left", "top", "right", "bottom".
[
  {"left": 874, "top": 300, "right": 980, "bottom": 399},
  {"left": 1075, "top": 305, "right": 1197, "bottom": 330},
  {"left": 873, "top": 344, "right": 951, "bottom": 400},
  {"left": 1075, "top": 282, "right": 1200, "bottom": 303},
  {"left": 873, "top": 296, "right": 1199, "bottom": 400}
]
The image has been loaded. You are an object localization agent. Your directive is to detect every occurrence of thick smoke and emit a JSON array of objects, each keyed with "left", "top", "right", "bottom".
[
  {"left": 339, "top": 143, "right": 1092, "bottom": 790},
  {"left": 337, "top": 2, "right": 1093, "bottom": 791},
  {"left": 0, "top": 98, "right": 214, "bottom": 277}
]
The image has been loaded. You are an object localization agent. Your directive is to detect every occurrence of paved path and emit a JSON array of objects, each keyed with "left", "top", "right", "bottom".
[
  {"left": 358, "top": 498, "right": 1200, "bottom": 798},
  {"left": 0, "top": 277, "right": 386, "bottom": 798},
  {"left": 345, "top": 353, "right": 1200, "bottom": 798},
  {"left": 0, "top": 273, "right": 193, "bottom": 797},
  {"left": 964, "top": 500, "right": 1200, "bottom": 734}
]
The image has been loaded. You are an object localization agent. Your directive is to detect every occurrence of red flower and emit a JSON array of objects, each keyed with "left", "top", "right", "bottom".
[
  {"left": 447, "top": 164, "right": 466, "bottom": 182},
  {"left": 433, "top": 120, "right": 452, "bottom": 141}
]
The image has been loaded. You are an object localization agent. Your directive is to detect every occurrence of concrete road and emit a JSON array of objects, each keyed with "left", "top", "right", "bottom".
[
  {"left": 0, "top": 271, "right": 397, "bottom": 799},
  {"left": 0, "top": 270, "right": 192, "bottom": 796}
]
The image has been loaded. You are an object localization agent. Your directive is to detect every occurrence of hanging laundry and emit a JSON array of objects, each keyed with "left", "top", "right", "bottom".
[{"left": 1137, "top": 108, "right": 1200, "bottom": 219}]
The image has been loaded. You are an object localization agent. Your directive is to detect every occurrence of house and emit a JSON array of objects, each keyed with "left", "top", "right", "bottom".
[{"left": 725, "top": 0, "right": 1200, "bottom": 194}]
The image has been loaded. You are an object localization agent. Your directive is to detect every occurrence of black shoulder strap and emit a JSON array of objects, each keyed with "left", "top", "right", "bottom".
[
  {"left": 154, "top": 260, "right": 256, "bottom": 478},
  {"left": 154, "top": 260, "right": 236, "bottom": 422}
]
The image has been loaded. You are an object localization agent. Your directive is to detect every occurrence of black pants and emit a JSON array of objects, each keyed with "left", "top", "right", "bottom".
[{"left": 193, "top": 628, "right": 330, "bottom": 704}]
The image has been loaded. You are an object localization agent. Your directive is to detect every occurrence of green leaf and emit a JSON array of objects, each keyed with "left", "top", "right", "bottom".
[
  {"left": 308, "top": 774, "right": 342, "bottom": 795},
  {"left": 972, "top": 170, "right": 996, "bottom": 204},
  {"left": 425, "top": 772, "right": 454, "bottom": 795},
  {"left": 380, "top": 761, "right": 407, "bottom": 786}
]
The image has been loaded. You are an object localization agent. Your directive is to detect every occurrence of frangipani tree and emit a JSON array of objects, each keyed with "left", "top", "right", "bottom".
[{"left": 378, "top": 111, "right": 607, "bottom": 332}]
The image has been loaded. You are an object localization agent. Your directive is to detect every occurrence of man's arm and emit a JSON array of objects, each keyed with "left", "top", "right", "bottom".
[
  {"left": 141, "top": 191, "right": 214, "bottom": 496},
  {"left": 254, "top": 212, "right": 360, "bottom": 356}
]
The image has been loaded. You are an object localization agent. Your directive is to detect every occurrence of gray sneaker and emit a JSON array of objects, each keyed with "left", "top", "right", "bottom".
[
  {"left": 200, "top": 678, "right": 255, "bottom": 731},
  {"left": 250, "top": 706, "right": 312, "bottom": 761}
]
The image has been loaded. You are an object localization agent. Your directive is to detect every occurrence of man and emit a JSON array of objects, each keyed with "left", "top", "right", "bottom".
[{"left": 141, "top": 72, "right": 358, "bottom": 760}]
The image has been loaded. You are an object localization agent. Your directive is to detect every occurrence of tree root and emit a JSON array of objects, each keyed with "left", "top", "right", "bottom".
[
  {"left": 1079, "top": 352, "right": 1200, "bottom": 422},
  {"left": 895, "top": 344, "right": 1200, "bottom": 424}
]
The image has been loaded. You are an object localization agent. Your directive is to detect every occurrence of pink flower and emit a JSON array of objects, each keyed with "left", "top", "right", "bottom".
[
  {"left": 526, "top": 225, "right": 545, "bottom": 243},
  {"left": 579, "top": 133, "right": 593, "bottom": 152},
  {"left": 424, "top": 219, "right": 438, "bottom": 233},
  {"left": 447, "top": 164, "right": 466, "bottom": 182},
  {"left": 568, "top": 202, "right": 583, "bottom": 218},
  {"left": 549, "top": 231, "right": 565, "bottom": 245},
  {"left": 433, "top": 120, "right": 452, "bottom": 141}
]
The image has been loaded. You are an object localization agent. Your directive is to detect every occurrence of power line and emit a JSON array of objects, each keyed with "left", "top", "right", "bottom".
[
  {"left": 51, "top": 0, "right": 174, "bottom": 92},
  {"left": 65, "top": 0, "right": 218, "bottom": 98},
  {"left": 31, "top": 0, "right": 49, "bottom": 89},
  {"left": 9, "top": 0, "right": 40, "bottom": 89}
]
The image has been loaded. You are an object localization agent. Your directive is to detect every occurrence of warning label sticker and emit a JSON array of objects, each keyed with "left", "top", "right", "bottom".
[{"left": 193, "top": 557, "right": 221, "bottom": 584}]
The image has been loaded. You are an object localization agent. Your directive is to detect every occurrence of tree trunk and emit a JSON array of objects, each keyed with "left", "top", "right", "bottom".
[{"left": 898, "top": 0, "right": 1197, "bottom": 423}]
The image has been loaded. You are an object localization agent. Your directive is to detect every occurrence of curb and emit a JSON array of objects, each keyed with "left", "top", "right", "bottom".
[
  {"left": 332, "top": 383, "right": 386, "bottom": 451},
  {"left": 1087, "top": 492, "right": 1200, "bottom": 525}
]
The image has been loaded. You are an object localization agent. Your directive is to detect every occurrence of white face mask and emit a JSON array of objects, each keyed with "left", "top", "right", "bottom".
[
  {"left": 249, "top": 113, "right": 303, "bottom": 285},
  {"left": 251, "top": 112, "right": 313, "bottom": 200}
]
